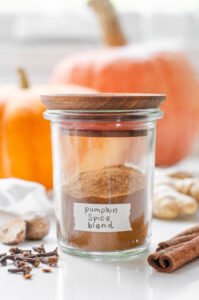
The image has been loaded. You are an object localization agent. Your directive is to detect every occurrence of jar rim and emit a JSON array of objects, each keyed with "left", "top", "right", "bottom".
[{"left": 44, "top": 108, "right": 163, "bottom": 122}]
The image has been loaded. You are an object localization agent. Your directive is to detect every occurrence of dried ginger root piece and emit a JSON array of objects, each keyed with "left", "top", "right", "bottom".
[
  {"left": 173, "top": 178, "right": 199, "bottom": 202},
  {"left": 153, "top": 179, "right": 198, "bottom": 219},
  {"left": 0, "top": 219, "right": 26, "bottom": 245},
  {"left": 156, "top": 171, "right": 199, "bottom": 203},
  {"left": 156, "top": 167, "right": 199, "bottom": 197},
  {"left": 154, "top": 168, "right": 199, "bottom": 218}
]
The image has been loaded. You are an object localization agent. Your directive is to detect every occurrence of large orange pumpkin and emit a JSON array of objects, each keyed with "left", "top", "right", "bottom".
[
  {"left": 0, "top": 70, "right": 95, "bottom": 189},
  {"left": 51, "top": 0, "right": 199, "bottom": 166}
]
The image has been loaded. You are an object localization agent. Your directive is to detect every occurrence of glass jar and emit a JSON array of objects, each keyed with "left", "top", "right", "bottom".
[{"left": 41, "top": 93, "right": 165, "bottom": 260}]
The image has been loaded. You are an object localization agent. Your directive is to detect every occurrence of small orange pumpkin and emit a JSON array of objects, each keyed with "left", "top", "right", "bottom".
[
  {"left": 51, "top": 0, "right": 199, "bottom": 166},
  {"left": 0, "top": 69, "right": 95, "bottom": 189}
]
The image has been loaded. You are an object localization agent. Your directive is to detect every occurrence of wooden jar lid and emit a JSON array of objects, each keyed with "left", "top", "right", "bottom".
[{"left": 41, "top": 93, "right": 166, "bottom": 111}]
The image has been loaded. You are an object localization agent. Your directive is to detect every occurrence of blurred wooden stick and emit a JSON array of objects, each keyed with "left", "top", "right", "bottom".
[{"left": 88, "top": 0, "right": 127, "bottom": 46}]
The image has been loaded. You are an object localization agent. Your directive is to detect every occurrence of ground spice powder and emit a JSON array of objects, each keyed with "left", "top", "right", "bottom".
[{"left": 59, "top": 165, "right": 148, "bottom": 251}]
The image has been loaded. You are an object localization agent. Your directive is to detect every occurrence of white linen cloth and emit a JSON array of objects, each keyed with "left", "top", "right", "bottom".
[{"left": 0, "top": 178, "right": 54, "bottom": 225}]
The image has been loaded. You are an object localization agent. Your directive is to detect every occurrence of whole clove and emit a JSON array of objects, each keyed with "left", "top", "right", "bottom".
[
  {"left": 8, "top": 267, "right": 24, "bottom": 274},
  {"left": 40, "top": 256, "right": 58, "bottom": 267},
  {"left": 0, "top": 253, "right": 6, "bottom": 259},
  {"left": 8, "top": 265, "right": 32, "bottom": 275},
  {"left": 1, "top": 255, "right": 15, "bottom": 266},
  {"left": 1, "top": 245, "right": 59, "bottom": 279},
  {"left": 14, "top": 256, "right": 40, "bottom": 267},
  {"left": 13, "top": 260, "right": 27, "bottom": 268},
  {"left": 9, "top": 248, "right": 21, "bottom": 254},
  {"left": 32, "top": 245, "right": 46, "bottom": 254},
  {"left": 33, "top": 248, "right": 58, "bottom": 258},
  {"left": 23, "top": 266, "right": 32, "bottom": 275},
  {"left": 9, "top": 248, "right": 32, "bottom": 255},
  {"left": 29, "top": 257, "right": 40, "bottom": 267},
  {"left": 23, "top": 251, "right": 32, "bottom": 257}
]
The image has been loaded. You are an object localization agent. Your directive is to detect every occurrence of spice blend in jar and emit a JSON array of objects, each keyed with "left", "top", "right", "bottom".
[
  {"left": 61, "top": 165, "right": 147, "bottom": 251},
  {"left": 41, "top": 93, "right": 165, "bottom": 259}
]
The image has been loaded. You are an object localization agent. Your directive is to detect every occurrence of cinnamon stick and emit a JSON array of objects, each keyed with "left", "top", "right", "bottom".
[
  {"left": 174, "top": 224, "right": 199, "bottom": 238},
  {"left": 148, "top": 225, "right": 199, "bottom": 273},
  {"left": 157, "top": 232, "right": 199, "bottom": 250}
]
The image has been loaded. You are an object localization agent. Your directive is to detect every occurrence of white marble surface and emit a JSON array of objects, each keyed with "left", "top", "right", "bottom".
[{"left": 1, "top": 215, "right": 199, "bottom": 300}]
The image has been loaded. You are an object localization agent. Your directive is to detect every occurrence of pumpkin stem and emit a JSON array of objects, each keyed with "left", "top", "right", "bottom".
[
  {"left": 88, "top": 0, "right": 127, "bottom": 47},
  {"left": 17, "top": 68, "right": 29, "bottom": 89}
]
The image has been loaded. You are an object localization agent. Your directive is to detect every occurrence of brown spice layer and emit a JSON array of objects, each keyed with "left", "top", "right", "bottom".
[
  {"left": 60, "top": 165, "right": 149, "bottom": 251},
  {"left": 148, "top": 224, "right": 199, "bottom": 273},
  {"left": 59, "top": 191, "right": 148, "bottom": 251},
  {"left": 64, "top": 165, "right": 146, "bottom": 198}
]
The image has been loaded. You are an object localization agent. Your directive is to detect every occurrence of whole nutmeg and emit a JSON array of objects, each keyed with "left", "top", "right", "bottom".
[
  {"left": 0, "top": 219, "right": 26, "bottom": 245},
  {"left": 22, "top": 212, "right": 50, "bottom": 240}
]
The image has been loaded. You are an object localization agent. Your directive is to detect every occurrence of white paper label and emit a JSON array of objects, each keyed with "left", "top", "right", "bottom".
[{"left": 74, "top": 203, "right": 132, "bottom": 232}]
